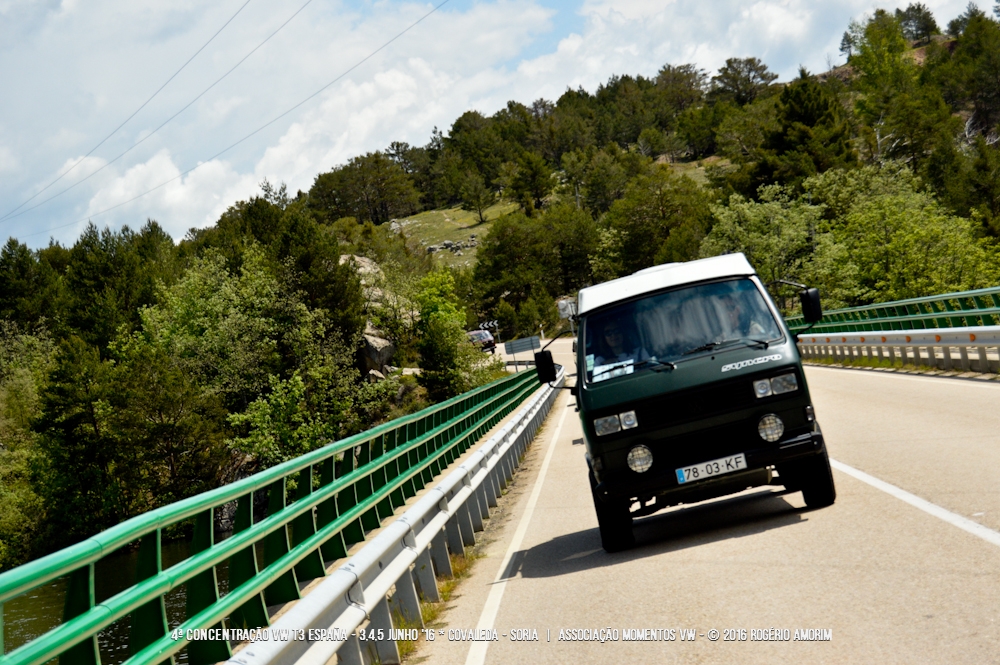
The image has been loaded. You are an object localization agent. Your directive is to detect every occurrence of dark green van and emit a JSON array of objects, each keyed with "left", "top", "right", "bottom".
[{"left": 538, "top": 253, "right": 835, "bottom": 552}]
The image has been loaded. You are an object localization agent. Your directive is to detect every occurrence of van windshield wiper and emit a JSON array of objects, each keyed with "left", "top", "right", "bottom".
[
  {"left": 682, "top": 337, "right": 771, "bottom": 356},
  {"left": 590, "top": 357, "right": 675, "bottom": 382},
  {"left": 635, "top": 358, "right": 676, "bottom": 372}
]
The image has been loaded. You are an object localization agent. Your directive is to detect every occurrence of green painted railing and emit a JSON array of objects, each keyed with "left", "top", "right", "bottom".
[
  {"left": 785, "top": 287, "right": 1000, "bottom": 334},
  {"left": 0, "top": 370, "right": 540, "bottom": 665}
]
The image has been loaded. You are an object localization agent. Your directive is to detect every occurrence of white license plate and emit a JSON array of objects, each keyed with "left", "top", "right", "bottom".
[{"left": 675, "top": 453, "right": 747, "bottom": 484}]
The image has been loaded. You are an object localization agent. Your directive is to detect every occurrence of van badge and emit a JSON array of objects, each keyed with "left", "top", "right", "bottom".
[{"left": 720, "top": 354, "right": 783, "bottom": 373}]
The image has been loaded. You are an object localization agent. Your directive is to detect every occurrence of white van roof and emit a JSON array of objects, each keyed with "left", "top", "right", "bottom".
[{"left": 577, "top": 253, "right": 756, "bottom": 315}]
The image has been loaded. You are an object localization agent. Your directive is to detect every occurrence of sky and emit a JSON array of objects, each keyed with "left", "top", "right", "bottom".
[{"left": 0, "top": 0, "right": 979, "bottom": 248}]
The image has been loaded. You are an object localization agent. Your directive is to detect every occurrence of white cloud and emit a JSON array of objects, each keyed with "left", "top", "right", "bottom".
[
  {"left": 0, "top": 146, "right": 17, "bottom": 173},
  {"left": 85, "top": 149, "right": 255, "bottom": 238},
  {"left": 1, "top": 0, "right": 980, "bottom": 246}
]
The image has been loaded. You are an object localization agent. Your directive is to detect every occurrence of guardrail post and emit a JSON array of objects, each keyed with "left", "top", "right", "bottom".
[
  {"left": 977, "top": 346, "right": 989, "bottom": 372},
  {"left": 61, "top": 563, "right": 99, "bottom": 665},
  {"left": 337, "top": 633, "right": 365, "bottom": 665},
  {"left": 468, "top": 489, "right": 485, "bottom": 532},
  {"left": 369, "top": 596, "right": 401, "bottom": 664},
  {"left": 888, "top": 346, "right": 896, "bottom": 363},
  {"left": 413, "top": 548, "right": 440, "bottom": 602},
  {"left": 227, "top": 493, "right": 270, "bottom": 631},
  {"left": 484, "top": 473, "right": 499, "bottom": 508},
  {"left": 292, "top": 465, "right": 327, "bottom": 581},
  {"left": 959, "top": 346, "right": 971, "bottom": 371},
  {"left": 457, "top": 503, "right": 476, "bottom": 546},
  {"left": 942, "top": 346, "right": 953, "bottom": 370},
  {"left": 445, "top": 516, "right": 465, "bottom": 558},
  {"left": 389, "top": 567, "right": 424, "bottom": 629},
  {"left": 263, "top": 479, "right": 301, "bottom": 606},
  {"left": 128, "top": 529, "right": 171, "bottom": 664},
  {"left": 317, "top": 457, "right": 348, "bottom": 563},
  {"left": 900, "top": 346, "right": 909, "bottom": 364},
  {"left": 187, "top": 509, "right": 231, "bottom": 664},
  {"left": 911, "top": 346, "right": 922, "bottom": 366},
  {"left": 430, "top": 529, "right": 453, "bottom": 577}
]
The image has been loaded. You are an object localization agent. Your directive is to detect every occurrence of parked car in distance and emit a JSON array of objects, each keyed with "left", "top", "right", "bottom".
[{"left": 466, "top": 329, "right": 496, "bottom": 353}]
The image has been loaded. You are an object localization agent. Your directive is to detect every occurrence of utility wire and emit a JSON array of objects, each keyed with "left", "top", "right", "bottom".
[
  {"left": 2, "top": 0, "right": 315, "bottom": 225},
  {"left": 19, "top": 0, "right": 453, "bottom": 242},
  {"left": 0, "top": 0, "right": 254, "bottom": 222}
]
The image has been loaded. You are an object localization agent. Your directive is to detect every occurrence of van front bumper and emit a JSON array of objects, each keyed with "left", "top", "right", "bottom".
[{"left": 590, "top": 429, "right": 826, "bottom": 503}]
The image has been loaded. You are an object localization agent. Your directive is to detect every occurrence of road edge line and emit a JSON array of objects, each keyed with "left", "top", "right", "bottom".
[
  {"left": 830, "top": 458, "right": 1000, "bottom": 548},
  {"left": 464, "top": 392, "right": 572, "bottom": 665}
]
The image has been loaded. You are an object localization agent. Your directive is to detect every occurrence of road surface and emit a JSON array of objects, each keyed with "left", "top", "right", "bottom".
[{"left": 418, "top": 340, "right": 1000, "bottom": 665}]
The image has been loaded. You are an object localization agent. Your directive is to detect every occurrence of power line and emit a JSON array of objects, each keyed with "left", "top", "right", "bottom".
[
  {"left": 0, "top": 0, "right": 254, "bottom": 222},
  {"left": 18, "top": 0, "right": 453, "bottom": 242},
  {"left": 2, "top": 0, "right": 315, "bottom": 225}
]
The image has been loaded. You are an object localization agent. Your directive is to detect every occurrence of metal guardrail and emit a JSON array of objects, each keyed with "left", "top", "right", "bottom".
[
  {"left": 785, "top": 287, "right": 1000, "bottom": 334},
  {"left": 0, "top": 370, "right": 541, "bottom": 665},
  {"left": 797, "top": 326, "right": 1000, "bottom": 373},
  {"left": 225, "top": 366, "right": 564, "bottom": 665}
]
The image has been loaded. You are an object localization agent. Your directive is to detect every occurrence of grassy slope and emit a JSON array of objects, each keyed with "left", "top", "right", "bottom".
[
  {"left": 397, "top": 202, "right": 518, "bottom": 268},
  {"left": 400, "top": 160, "right": 714, "bottom": 269}
]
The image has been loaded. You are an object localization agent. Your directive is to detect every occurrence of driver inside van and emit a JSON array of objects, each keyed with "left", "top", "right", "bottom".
[
  {"left": 594, "top": 320, "right": 650, "bottom": 365},
  {"left": 720, "top": 293, "right": 767, "bottom": 338}
]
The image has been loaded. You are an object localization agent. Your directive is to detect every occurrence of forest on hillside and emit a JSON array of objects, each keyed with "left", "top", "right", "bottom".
[{"left": 3, "top": 3, "right": 1000, "bottom": 569}]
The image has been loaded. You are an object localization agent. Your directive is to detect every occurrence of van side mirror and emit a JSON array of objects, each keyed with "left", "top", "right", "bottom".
[
  {"left": 535, "top": 350, "right": 557, "bottom": 384},
  {"left": 800, "top": 288, "right": 822, "bottom": 323}
]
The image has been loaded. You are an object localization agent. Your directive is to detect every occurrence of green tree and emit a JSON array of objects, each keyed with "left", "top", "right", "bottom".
[
  {"left": 710, "top": 58, "right": 778, "bottom": 106},
  {"left": 0, "top": 324, "right": 54, "bottom": 569},
  {"left": 62, "top": 221, "right": 179, "bottom": 351},
  {"left": 948, "top": 2, "right": 987, "bottom": 36},
  {"left": 309, "top": 152, "right": 421, "bottom": 225},
  {"left": 459, "top": 171, "right": 497, "bottom": 224},
  {"left": 849, "top": 11, "right": 915, "bottom": 121},
  {"left": 749, "top": 73, "right": 857, "bottom": 192},
  {"left": 654, "top": 64, "right": 707, "bottom": 113},
  {"left": 415, "top": 271, "right": 501, "bottom": 400},
  {"left": 896, "top": 3, "right": 940, "bottom": 42},
  {"left": 603, "top": 167, "right": 712, "bottom": 274},
  {"left": 700, "top": 186, "right": 823, "bottom": 292}
]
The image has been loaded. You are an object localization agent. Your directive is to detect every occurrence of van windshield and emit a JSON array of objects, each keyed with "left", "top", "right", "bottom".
[{"left": 583, "top": 278, "right": 783, "bottom": 383}]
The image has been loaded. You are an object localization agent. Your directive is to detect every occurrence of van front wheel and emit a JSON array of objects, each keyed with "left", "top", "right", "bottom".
[
  {"left": 590, "top": 471, "right": 635, "bottom": 552},
  {"left": 785, "top": 451, "right": 836, "bottom": 509}
]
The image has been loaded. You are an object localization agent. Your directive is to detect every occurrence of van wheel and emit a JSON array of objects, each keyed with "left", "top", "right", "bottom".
[
  {"left": 790, "top": 452, "right": 836, "bottom": 509},
  {"left": 590, "top": 471, "right": 634, "bottom": 552}
]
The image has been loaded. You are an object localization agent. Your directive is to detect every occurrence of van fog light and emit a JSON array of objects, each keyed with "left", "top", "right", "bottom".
[
  {"left": 627, "top": 445, "right": 653, "bottom": 473},
  {"left": 758, "top": 414, "right": 784, "bottom": 442}
]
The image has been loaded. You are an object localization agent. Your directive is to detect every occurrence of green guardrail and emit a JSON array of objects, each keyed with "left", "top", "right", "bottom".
[
  {"left": 0, "top": 370, "right": 540, "bottom": 665},
  {"left": 785, "top": 287, "right": 1000, "bottom": 334}
]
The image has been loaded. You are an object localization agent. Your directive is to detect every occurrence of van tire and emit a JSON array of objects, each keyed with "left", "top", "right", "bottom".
[
  {"left": 590, "top": 471, "right": 634, "bottom": 552},
  {"left": 796, "top": 452, "right": 836, "bottom": 509}
]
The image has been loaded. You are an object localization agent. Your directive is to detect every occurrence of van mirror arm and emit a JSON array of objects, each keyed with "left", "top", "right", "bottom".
[{"left": 541, "top": 329, "right": 576, "bottom": 351}]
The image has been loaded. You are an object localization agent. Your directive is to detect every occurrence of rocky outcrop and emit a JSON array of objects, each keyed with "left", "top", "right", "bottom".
[{"left": 359, "top": 333, "right": 396, "bottom": 376}]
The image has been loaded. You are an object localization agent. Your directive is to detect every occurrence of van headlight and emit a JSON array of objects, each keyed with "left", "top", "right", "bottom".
[
  {"left": 594, "top": 415, "right": 621, "bottom": 436},
  {"left": 753, "top": 373, "right": 798, "bottom": 398}
]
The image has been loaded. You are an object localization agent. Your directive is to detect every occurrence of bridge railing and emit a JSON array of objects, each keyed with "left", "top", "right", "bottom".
[
  {"left": 0, "top": 370, "right": 540, "bottom": 665},
  {"left": 797, "top": 326, "right": 1000, "bottom": 373},
  {"left": 785, "top": 287, "right": 1000, "bottom": 334}
]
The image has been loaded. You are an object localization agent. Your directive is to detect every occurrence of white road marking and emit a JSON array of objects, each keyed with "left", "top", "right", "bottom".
[
  {"left": 464, "top": 395, "right": 571, "bottom": 665},
  {"left": 831, "top": 459, "right": 1000, "bottom": 548},
  {"left": 806, "top": 364, "right": 1000, "bottom": 388}
]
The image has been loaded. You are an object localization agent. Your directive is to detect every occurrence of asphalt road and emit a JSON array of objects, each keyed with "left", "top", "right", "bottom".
[{"left": 418, "top": 342, "right": 1000, "bottom": 665}]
